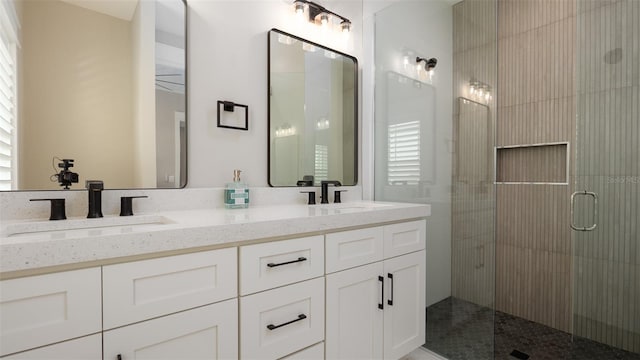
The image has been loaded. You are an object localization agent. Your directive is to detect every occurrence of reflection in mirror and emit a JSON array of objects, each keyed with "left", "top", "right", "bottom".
[
  {"left": 0, "top": 0, "right": 186, "bottom": 191},
  {"left": 455, "top": 97, "right": 490, "bottom": 183},
  {"left": 268, "top": 29, "right": 357, "bottom": 187},
  {"left": 375, "top": 71, "right": 435, "bottom": 201}
]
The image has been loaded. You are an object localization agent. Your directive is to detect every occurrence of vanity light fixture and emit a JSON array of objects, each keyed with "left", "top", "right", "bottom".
[
  {"left": 469, "top": 78, "right": 492, "bottom": 102},
  {"left": 292, "top": 0, "right": 352, "bottom": 33},
  {"left": 275, "top": 123, "right": 296, "bottom": 137}
]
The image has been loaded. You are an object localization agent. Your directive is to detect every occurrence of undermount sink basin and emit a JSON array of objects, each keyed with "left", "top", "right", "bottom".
[{"left": 2, "top": 214, "right": 174, "bottom": 239}]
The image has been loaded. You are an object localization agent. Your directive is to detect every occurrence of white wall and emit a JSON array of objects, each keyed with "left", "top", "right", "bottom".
[{"left": 187, "top": 0, "right": 362, "bottom": 188}]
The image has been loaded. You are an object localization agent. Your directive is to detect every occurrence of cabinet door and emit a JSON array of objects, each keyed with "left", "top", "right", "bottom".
[
  {"left": 383, "top": 251, "right": 425, "bottom": 360},
  {"left": 103, "top": 298, "right": 238, "bottom": 360},
  {"left": 326, "top": 262, "right": 384, "bottom": 360},
  {"left": 3, "top": 334, "right": 101, "bottom": 360}
]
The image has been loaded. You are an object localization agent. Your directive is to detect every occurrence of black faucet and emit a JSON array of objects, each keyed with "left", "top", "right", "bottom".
[
  {"left": 86, "top": 180, "right": 104, "bottom": 218},
  {"left": 320, "top": 180, "right": 341, "bottom": 204}
]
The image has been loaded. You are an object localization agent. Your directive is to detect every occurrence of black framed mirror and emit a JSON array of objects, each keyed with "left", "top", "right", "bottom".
[{"left": 268, "top": 28, "right": 357, "bottom": 187}]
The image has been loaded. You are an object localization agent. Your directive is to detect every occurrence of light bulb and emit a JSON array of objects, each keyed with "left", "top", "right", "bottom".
[
  {"left": 340, "top": 20, "right": 351, "bottom": 33},
  {"left": 320, "top": 13, "right": 329, "bottom": 26},
  {"left": 477, "top": 89, "right": 484, "bottom": 97},
  {"left": 485, "top": 91, "right": 490, "bottom": 101},
  {"left": 295, "top": 2, "right": 304, "bottom": 15},
  {"left": 470, "top": 86, "right": 476, "bottom": 94}
]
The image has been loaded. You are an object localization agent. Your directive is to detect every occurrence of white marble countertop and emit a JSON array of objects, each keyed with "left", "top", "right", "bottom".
[{"left": 0, "top": 201, "right": 430, "bottom": 275}]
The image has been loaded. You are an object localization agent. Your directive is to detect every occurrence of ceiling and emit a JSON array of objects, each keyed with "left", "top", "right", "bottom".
[{"left": 60, "top": 0, "right": 139, "bottom": 21}]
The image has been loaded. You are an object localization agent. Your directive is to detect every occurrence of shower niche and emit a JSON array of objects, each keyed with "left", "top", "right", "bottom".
[{"left": 496, "top": 143, "right": 569, "bottom": 184}]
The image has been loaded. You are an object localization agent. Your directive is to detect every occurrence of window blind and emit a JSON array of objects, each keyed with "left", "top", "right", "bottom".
[
  {"left": 314, "top": 144, "right": 328, "bottom": 183},
  {"left": 0, "top": 1, "right": 18, "bottom": 190},
  {"left": 387, "top": 121, "right": 420, "bottom": 185}
]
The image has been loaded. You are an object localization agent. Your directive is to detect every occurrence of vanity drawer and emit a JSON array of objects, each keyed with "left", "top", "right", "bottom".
[
  {"left": 240, "top": 236, "right": 323, "bottom": 295},
  {"left": 103, "top": 248, "right": 237, "bottom": 329},
  {"left": 325, "top": 226, "right": 384, "bottom": 273},
  {"left": 240, "top": 277, "right": 324, "bottom": 360},
  {"left": 383, "top": 220, "right": 426, "bottom": 258},
  {"left": 0, "top": 268, "right": 102, "bottom": 357}
]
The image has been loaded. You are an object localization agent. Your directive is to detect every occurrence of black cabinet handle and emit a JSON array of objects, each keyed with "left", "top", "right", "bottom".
[
  {"left": 378, "top": 275, "right": 384, "bottom": 310},
  {"left": 266, "top": 314, "right": 307, "bottom": 330},
  {"left": 117, "top": 355, "right": 122, "bottom": 360},
  {"left": 267, "top": 257, "right": 307, "bottom": 268},
  {"left": 387, "top": 273, "right": 394, "bottom": 306}
]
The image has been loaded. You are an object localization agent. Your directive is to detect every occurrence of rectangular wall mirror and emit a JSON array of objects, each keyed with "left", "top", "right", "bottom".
[
  {"left": 1, "top": 0, "right": 187, "bottom": 191},
  {"left": 268, "top": 28, "right": 357, "bottom": 187}
]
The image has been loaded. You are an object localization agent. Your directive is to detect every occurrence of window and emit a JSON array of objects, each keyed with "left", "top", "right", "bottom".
[
  {"left": 388, "top": 121, "right": 420, "bottom": 185},
  {"left": 0, "top": 1, "right": 18, "bottom": 190}
]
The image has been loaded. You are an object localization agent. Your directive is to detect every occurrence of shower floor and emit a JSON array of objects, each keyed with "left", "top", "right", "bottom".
[{"left": 424, "top": 297, "right": 640, "bottom": 360}]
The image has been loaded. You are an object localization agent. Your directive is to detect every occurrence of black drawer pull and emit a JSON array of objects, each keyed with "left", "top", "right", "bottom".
[
  {"left": 378, "top": 275, "right": 384, "bottom": 310},
  {"left": 117, "top": 355, "right": 122, "bottom": 360},
  {"left": 387, "top": 273, "right": 394, "bottom": 306},
  {"left": 267, "top": 314, "right": 307, "bottom": 330},
  {"left": 267, "top": 257, "right": 307, "bottom": 268}
]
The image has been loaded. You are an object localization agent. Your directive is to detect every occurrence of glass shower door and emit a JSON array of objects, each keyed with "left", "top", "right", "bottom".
[{"left": 572, "top": 0, "right": 640, "bottom": 354}]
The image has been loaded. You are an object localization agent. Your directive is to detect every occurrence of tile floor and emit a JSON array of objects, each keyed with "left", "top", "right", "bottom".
[{"left": 424, "top": 297, "right": 640, "bottom": 360}]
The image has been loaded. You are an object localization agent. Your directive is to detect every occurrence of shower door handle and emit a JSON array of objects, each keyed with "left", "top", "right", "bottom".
[{"left": 570, "top": 190, "right": 598, "bottom": 231}]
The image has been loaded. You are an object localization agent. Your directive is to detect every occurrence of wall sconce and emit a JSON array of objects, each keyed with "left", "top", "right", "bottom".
[
  {"left": 416, "top": 57, "right": 437, "bottom": 74},
  {"left": 293, "top": 0, "right": 352, "bottom": 33},
  {"left": 469, "top": 78, "right": 492, "bottom": 102}
]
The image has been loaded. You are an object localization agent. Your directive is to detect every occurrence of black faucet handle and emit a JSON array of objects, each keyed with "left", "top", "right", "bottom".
[
  {"left": 30, "top": 198, "right": 67, "bottom": 220},
  {"left": 86, "top": 180, "right": 104, "bottom": 190},
  {"left": 120, "top": 196, "right": 148, "bottom": 216},
  {"left": 334, "top": 190, "right": 347, "bottom": 204},
  {"left": 320, "top": 180, "right": 342, "bottom": 186},
  {"left": 300, "top": 191, "right": 316, "bottom": 205}
]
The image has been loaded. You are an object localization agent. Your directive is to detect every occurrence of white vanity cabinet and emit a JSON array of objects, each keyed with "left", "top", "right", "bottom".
[
  {"left": 0, "top": 268, "right": 102, "bottom": 357},
  {"left": 325, "top": 220, "right": 426, "bottom": 360},
  {"left": 0, "top": 207, "right": 429, "bottom": 360}
]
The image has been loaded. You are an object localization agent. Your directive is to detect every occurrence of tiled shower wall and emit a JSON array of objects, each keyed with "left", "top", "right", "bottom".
[{"left": 495, "top": 0, "right": 576, "bottom": 333}]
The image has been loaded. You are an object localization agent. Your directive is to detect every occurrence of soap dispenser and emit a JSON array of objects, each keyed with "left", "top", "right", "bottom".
[{"left": 224, "top": 169, "right": 249, "bottom": 209}]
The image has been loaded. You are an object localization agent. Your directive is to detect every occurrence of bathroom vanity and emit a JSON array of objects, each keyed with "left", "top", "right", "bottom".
[{"left": 0, "top": 202, "right": 429, "bottom": 359}]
